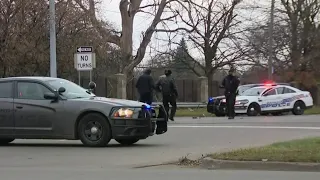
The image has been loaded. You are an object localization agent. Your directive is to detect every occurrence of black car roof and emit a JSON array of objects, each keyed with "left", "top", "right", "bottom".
[{"left": 0, "top": 76, "right": 62, "bottom": 82}]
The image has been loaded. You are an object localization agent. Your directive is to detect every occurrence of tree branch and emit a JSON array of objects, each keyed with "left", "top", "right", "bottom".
[{"left": 75, "top": 0, "right": 120, "bottom": 45}]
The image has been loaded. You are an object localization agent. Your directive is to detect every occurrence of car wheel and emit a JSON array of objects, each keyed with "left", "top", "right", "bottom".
[
  {"left": 115, "top": 139, "right": 139, "bottom": 146},
  {"left": 292, "top": 101, "right": 305, "bottom": 115},
  {"left": 78, "top": 113, "right": 112, "bottom": 147},
  {"left": 247, "top": 103, "right": 260, "bottom": 116},
  {"left": 0, "top": 138, "right": 15, "bottom": 145}
]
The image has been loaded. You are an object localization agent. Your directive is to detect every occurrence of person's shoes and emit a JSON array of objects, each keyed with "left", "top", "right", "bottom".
[{"left": 169, "top": 117, "right": 175, "bottom": 121}]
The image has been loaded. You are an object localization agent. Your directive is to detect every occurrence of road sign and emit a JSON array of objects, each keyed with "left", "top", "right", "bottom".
[
  {"left": 74, "top": 46, "right": 96, "bottom": 85},
  {"left": 76, "top": 53, "right": 92, "bottom": 70},
  {"left": 74, "top": 53, "right": 96, "bottom": 71},
  {"left": 76, "top": 46, "right": 93, "bottom": 53}
]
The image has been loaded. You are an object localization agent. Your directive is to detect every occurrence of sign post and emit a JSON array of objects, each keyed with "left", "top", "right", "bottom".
[{"left": 74, "top": 46, "right": 96, "bottom": 85}]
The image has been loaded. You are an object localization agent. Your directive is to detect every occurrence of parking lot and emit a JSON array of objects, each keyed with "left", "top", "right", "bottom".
[{"left": 1, "top": 115, "right": 320, "bottom": 179}]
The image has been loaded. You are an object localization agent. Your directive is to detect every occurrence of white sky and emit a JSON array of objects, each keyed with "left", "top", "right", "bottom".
[{"left": 97, "top": 0, "right": 277, "bottom": 67}]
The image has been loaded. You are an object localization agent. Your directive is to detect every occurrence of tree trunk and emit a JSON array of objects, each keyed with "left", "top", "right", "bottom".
[{"left": 207, "top": 72, "right": 214, "bottom": 97}]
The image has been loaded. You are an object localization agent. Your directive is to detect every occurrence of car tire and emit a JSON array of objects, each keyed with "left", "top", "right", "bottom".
[
  {"left": 78, "top": 113, "right": 112, "bottom": 147},
  {"left": 115, "top": 139, "right": 139, "bottom": 146},
  {"left": 0, "top": 138, "right": 15, "bottom": 145},
  {"left": 247, "top": 103, "right": 260, "bottom": 116},
  {"left": 292, "top": 101, "right": 305, "bottom": 115}
]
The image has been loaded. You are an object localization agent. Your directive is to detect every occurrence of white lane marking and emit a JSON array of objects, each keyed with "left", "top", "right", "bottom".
[{"left": 168, "top": 125, "right": 320, "bottom": 130}]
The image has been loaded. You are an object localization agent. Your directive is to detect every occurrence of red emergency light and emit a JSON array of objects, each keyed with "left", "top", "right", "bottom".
[{"left": 263, "top": 80, "right": 275, "bottom": 86}]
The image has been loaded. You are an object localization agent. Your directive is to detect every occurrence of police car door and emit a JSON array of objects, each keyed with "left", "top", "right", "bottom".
[
  {"left": 275, "top": 87, "right": 292, "bottom": 110},
  {"left": 259, "top": 88, "right": 282, "bottom": 112}
]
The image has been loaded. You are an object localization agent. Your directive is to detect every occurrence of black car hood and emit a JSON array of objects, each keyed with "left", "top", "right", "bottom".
[{"left": 212, "top": 95, "right": 225, "bottom": 100}]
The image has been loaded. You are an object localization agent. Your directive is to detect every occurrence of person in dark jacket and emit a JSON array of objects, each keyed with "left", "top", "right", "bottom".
[
  {"left": 220, "top": 67, "right": 240, "bottom": 119},
  {"left": 155, "top": 69, "right": 178, "bottom": 121},
  {"left": 135, "top": 68, "right": 155, "bottom": 105}
]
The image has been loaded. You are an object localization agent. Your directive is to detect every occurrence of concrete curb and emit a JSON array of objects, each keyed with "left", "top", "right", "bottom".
[{"left": 198, "top": 157, "right": 320, "bottom": 172}]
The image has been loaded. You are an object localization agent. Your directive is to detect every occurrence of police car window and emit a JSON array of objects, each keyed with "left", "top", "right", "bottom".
[
  {"left": 263, "top": 89, "right": 276, "bottom": 96},
  {"left": 237, "top": 86, "right": 253, "bottom": 95},
  {"left": 283, "top": 87, "right": 296, "bottom": 94},
  {"left": 17, "top": 82, "right": 52, "bottom": 100},
  {"left": 242, "top": 87, "right": 266, "bottom": 96},
  {"left": 0, "top": 82, "right": 13, "bottom": 98},
  {"left": 276, "top": 87, "right": 285, "bottom": 94}
]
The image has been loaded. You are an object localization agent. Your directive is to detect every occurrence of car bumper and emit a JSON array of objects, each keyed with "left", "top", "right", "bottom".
[
  {"left": 110, "top": 105, "right": 168, "bottom": 140},
  {"left": 234, "top": 105, "right": 248, "bottom": 114},
  {"left": 207, "top": 101, "right": 227, "bottom": 114}
]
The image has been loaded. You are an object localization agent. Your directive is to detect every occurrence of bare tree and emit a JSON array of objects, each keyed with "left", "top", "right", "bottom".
[
  {"left": 0, "top": 0, "right": 118, "bottom": 80},
  {"left": 245, "top": 0, "right": 320, "bottom": 87},
  {"left": 280, "top": 0, "right": 320, "bottom": 86},
  {"left": 155, "top": 0, "right": 246, "bottom": 95},
  {"left": 75, "top": 0, "right": 183, "bottom": 98}
]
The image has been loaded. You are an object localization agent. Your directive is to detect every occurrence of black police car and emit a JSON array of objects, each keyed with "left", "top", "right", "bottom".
[{"left": 207, "top": 82, "right": 290, "bottom": 117}]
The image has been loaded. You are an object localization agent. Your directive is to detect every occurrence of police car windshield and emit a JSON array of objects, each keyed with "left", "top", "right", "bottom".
[
  {"left": 45, "top": 79, "right": 95, "bottom": 99},
  {"left": 237, "top": 86, "right": 253, "bottom": 95},
  {"left": 242, "top": 87, "right": 266, "bottom": 96}
]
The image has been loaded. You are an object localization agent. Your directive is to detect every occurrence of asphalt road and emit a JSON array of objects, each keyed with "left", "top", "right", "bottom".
[{"left": 1, "top": 114, "right": 320, "bottom": 179}]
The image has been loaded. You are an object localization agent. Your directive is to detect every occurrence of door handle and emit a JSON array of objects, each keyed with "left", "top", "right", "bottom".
[
  {"left": 258, "top": 99, "right": 262, "bottom": 102},
  {"left": 16, "top": 106, "right": 23, "bottom": 109}
]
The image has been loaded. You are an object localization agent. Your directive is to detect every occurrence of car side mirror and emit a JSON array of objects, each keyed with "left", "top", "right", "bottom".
[
  {"left": 88, "top": 81, "right": 96, "bottom": 90},
  {"left": 58, "top": 87, "right": 66, "bottom": 94},
  {"left": 44, "top": 92, "right": 58, "bottom": 100}
]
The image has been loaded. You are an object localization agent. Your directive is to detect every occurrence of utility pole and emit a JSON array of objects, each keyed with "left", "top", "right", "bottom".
[
  {"left": 49, "top": 0, "right": 57, "bottom": 77},
  {"left": 268, "top": 0, "right": 275, "bottom": 80}
]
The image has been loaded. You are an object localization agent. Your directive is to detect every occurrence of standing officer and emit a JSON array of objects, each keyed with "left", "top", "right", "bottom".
[
  {"left": 135, "top": 68, "right": 155, "bottom": 105},
  {"left": 155, "top": 69, "right": 178, "bottom": 121},
  {"left": 220, "top": 67, "right": 240, "bottom": 119}
]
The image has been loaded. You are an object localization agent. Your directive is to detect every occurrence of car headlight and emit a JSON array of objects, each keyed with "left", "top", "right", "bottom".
[
  {"left": 235, "top": 99, "right": 249, "bottom": 105},
  {"left": 222, "top": 99, "right": 226, "bottom": 103},
  {"left": 113, "top": 108, "right": 134, "bottom": 118}
]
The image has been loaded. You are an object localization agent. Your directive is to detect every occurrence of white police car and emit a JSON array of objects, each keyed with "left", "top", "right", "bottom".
[{"left": 234, "top": 84, "right": 313, "bottom": 116}]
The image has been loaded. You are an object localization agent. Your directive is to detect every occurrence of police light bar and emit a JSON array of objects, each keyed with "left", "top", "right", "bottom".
[{"left": 263, "top": 80, "right": 277, "bottom": 86}]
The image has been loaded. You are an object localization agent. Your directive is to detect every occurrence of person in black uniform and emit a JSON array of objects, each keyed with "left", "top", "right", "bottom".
[
  {"left": 220, "top": 67, "right": 240, "bottom": 119},
  {"left": 135, "top": 68, "right": 155, "bottom": 105},
  {"left": 155, "top": 69, "right": 178, "bottom": 121}
]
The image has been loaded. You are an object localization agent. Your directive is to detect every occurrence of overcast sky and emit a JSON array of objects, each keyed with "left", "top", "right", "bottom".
[{"left": 97, "top": 0, "right": 277, "bottom": 66}]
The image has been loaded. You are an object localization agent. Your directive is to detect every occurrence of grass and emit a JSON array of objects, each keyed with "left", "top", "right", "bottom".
[
  {"left": 175, "top": 107, "right": 214, "bottom": 117},
  {"left": 175, "top": 106, "right": 320, "bottom": 117},
  {"left": 209, "top": 137, "right": 320, "bottom": 163}
]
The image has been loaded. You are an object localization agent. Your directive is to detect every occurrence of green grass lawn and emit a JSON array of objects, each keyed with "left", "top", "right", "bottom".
[
  {"left": 175, "top": 106, "right": 320, "bottom": 117},
  {"left": 209, "top": 137, "right": 320, "bottom": 163},
  {"left": 175, "top": 107, "right": 214, "bottom": 117}
]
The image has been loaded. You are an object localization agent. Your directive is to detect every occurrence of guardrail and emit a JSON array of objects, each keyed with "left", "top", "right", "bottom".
[{"left": 152, "top": 102, "right": 206, "bottom": 108}]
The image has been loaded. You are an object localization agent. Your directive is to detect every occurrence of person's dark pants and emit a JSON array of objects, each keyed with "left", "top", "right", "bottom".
[
  {"left": 162, "top": 94, "right": 177, "bottom": 120},
  {"left": 225, "top": 93, "right": 236, "bottom": 118},
  {"left": 139, "top": 92, "right": 152, "bottom": 105}
]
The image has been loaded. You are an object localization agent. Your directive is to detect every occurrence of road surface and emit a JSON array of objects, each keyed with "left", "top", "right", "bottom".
[{"left": 1, "top": 115, "right": 320, "bottom": 179}]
